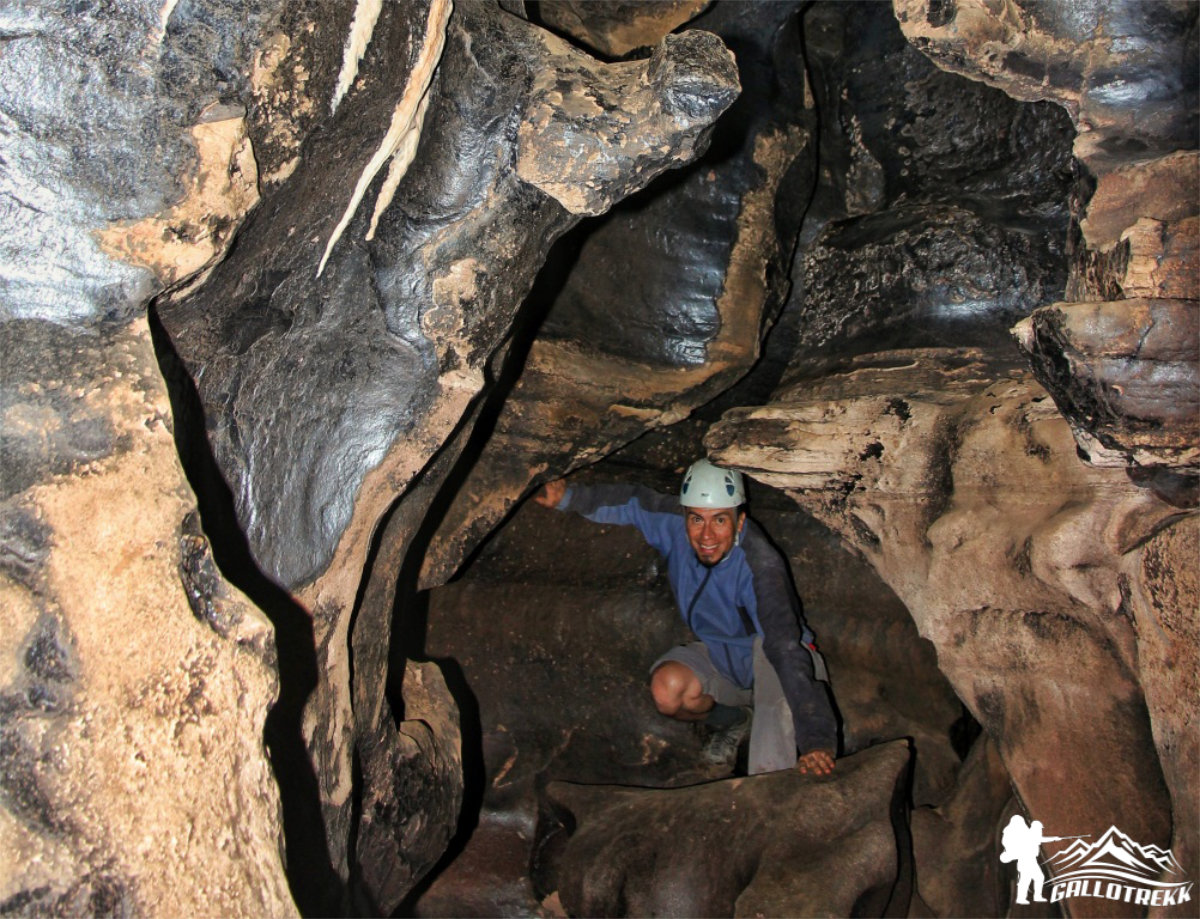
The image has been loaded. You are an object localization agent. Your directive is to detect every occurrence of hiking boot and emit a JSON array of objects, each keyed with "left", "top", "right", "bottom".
[{"left": 700, "top": 706, "right": 752, "bottom": 765}]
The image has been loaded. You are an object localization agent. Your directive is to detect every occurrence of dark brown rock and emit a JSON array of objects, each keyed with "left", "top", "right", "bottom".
[
  {"left": 1014, "top": 299, "right": 1200, "bottom": 471},
  {"left": 910, "top": 736, "right": 1016, "bottom": 918},
  {"left": 420, "top": 1, "right": 814, "bottom": 587},
  {"left": 539, "top": 741, "right": 913, "bottom": 918},
  {"left": 893, "top": 0, "right": 1198, "bottom": 176}
]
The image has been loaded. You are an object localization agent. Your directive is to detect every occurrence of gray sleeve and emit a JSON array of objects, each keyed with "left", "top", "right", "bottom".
[{"left": 741, "top": 522, "right": 838, "bottom": 755}]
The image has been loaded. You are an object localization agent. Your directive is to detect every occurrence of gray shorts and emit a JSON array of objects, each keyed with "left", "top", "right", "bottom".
[{"left": 650, "top": 639, "right": 829, "bottom": 774}]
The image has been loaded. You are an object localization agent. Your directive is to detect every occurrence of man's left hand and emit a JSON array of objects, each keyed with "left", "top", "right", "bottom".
[{"left": 796, "top": 750, "right": 835, "bottom": 775}]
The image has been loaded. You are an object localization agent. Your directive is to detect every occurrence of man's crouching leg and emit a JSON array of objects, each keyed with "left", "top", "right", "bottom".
[{"left": 650, "top": 661, "right": 713, "bottom": 721}]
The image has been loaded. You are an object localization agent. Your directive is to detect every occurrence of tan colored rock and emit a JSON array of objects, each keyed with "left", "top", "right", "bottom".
[
  {"left": 707, "top": 349, "right": 1193, "bottom": 911},
  {"left": 1071, "top": 216, "right": 1199, "bottom": 302},
  {"left": 538, "top": 0, "right": 712, "bottom": 58},
  {"left": 1121, "top": 514, "right": 1199, "bottom": 901},
  {"left": 97, "top": 114, "right": 260, "bottom": 289},
  {"left": 1119, "top": 216, "right": 1199, "bottom": 300},
  {"left": 1079, "top": 152, "right": 1200, "bottom": 252},
  {"left": 0, "top": 319, "right": 293, "bottom": 916},
  {"left": 516, "top": 30, "right": 738, "bottom": 216},
  {"left": 910, "top": 736, "right": 1014, "bottom": 918},
  {"left": 1014, "top": 298, "right": 1200, "bottom": 470}
]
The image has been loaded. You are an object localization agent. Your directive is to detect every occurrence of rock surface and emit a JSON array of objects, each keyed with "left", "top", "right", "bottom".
[
  {"left": 538, "top": 0, "right": 712, "bottom": 58},
  {"left": 1015, "top": 298, "right": 1200, "bottom": 472},
  {"left": 155, "top": 0, "right": 737, "bottom": 904},
  {"left": 3, "top": 0, "right": 1196, "bottom": 915},
  {"left": 707, "top": 349, "right": 1193, "bottom": 911},
  {"left": 409, "top": 427, "right": 971, "bottom": 914},
  {"left": 0, "top": 320, "right": 293, "bottom": 916},
  {"left": 892, "top": 0, "right": 1198, "bottom": 175},
  {"left": 420, "top": 1, "right": 816, "bottom": 588},
  {"left": 539, "top": 741, "right": 913, "bottom": 918}
]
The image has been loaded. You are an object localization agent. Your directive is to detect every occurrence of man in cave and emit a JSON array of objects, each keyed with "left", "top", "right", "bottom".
[{"left": 535, "top": 458, "right": 838, "bottom": 776}]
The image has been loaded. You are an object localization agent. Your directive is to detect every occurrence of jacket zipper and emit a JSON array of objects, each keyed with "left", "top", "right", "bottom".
[{"left": 685, "top": 566, "right": 713, "bottom": 633}]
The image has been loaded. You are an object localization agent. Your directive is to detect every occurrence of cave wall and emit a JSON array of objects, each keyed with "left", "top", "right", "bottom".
[{"left": 707, "top": 2, "right": 1199, "bottom": 914}]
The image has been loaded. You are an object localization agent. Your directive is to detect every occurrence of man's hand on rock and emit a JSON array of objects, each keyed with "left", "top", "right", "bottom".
[
  {"left": 796, "top": 750, "right": 835, "bottom": 776},
  {"left": 534, "top": 479, "right": 567, "bottom": 508}
]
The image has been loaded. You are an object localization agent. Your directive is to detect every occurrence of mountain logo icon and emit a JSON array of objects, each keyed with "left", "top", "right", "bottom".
[
  {"left": 1004, "top": 822, "right": 1196, "bottom": 909},
  {"left": 1045, "top": 826, "right": 1188, "bottom": 886}
]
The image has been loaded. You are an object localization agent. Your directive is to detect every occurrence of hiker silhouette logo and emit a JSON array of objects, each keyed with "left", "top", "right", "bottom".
[{"left": 999, "top": 817, "right": 1193, "bottom": 909}]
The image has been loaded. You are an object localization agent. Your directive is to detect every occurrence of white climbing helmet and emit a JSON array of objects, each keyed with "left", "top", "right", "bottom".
[{"left": 679, "top": 458, "right": 745, "bottom": 509}]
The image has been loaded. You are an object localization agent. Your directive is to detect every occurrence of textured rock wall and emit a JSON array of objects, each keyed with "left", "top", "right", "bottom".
[
  {"left": 0, "top": 320, "right": 293, "bottom": 915},
  {"left": 153, "top": 0, "right": 739, "bottom": 909},
  {"left": 1, "top": 0, "right": 298, "bottom": 912},
  {"left": 708, "top": 353, "right": 1178, "bottom": 881},
  {"left": 3, "top": 0, "right": 738, "bottom": 911},
  {"left": 420, "top": 1, "right": 816, "bottom": 588},
  {"left": 3, "top": 0, "right": 1195, "bottom": 914},
  {"left": 704, "top": 2, "right": 1198, "bottom": 914}
]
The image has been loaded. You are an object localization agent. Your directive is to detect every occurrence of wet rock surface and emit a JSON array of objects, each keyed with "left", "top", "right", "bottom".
[
  {"left": 156, "top": 2, "right": 737, "bottom": 901},
  {"left": 1015, "top": 298, "right": 1200, "bottom": 472},
  {"left": 773, "top": 0, "right": 1077, "bottom": 380},
  {"left": 159, "top": 1, "right": 738, "bottom": 593},
  {"left": 892, "top": 0, "right": 1198, "bottom": 175},
  {"left": 420, "top": 0, "right": 817, "bottom": 588}
]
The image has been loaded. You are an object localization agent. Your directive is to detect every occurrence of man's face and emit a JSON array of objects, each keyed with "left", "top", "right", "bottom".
[{"left": 685, "top": 506, "right": 745, "bottom": 567}]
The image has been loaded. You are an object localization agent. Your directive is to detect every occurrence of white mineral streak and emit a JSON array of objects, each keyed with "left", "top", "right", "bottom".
[
  {"left": 158, "top": 0, "right": 178, "bottom": 37},
  {"left": 331, "top": 0, "right": 384, "bottom": 114},
  {"left": 141, "top": 0, "right": 179, "bottom": 58},
  {"left": 317, "top": 0, "right": 452, "bottom": 278},
  {"left": 366, "top": 90, "right": 430, "bottom": 240}
]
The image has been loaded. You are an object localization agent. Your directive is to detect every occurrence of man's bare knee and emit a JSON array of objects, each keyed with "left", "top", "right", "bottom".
[{"left": 651, "top": 662, "right": 711, "bottom": 718}]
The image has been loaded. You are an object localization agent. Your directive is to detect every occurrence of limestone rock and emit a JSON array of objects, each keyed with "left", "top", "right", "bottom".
[
  {"left": 538, "top": 741, "right": 913, "bottom": 918},
  {"left": 538, "top": 1, "right": 712, "bottom": 58},
  {"left": 892, "top": 0, "right": 1198, "bottom": 174},
  {"left": 420, "top": 1, "right": 814, "bottom": 587},
  {"left": 0, "top": 320, "right": 293, "bottom": 916},
  {"left": 797, "top": 203, "right": 1067, "bottom": 366},
  {"left": 753, "top": 0, "right": 1075, "bottom": 393},
  {"left": 158, "top": 2, "right": 739, "bottom": 595},
  {"left": 910, "top": 736, "right": 1015, "bottom": 917},
  {"left": 1071, "top": 216, "right": 1199, "bottom": 303},
  {"left": 356, "top": 661, "right": 462, "bottom": 917},
  {"left": 1077, "top": 151, "right": 1200, "bottom": 252},
  {"left": 0, "top": 0, "right": 290, "bottom": 326},
  {"left": 516, "top": 30, "right": 738, "bottom": 216},
  {"left": 804, "top": 1, "right": 1077, "bottom": 236},
  {"left": 1014, "top": 298, "right": 1200, "bottom": 472},
  {"left": 707, "top": 349, "right": 1190, "bottom": 907},
  {"left": 155, "top": 1, "right": 737, "bottom": 898},
  {"left": 410, "top": 433, "right": 969, "bottom": 913}
]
